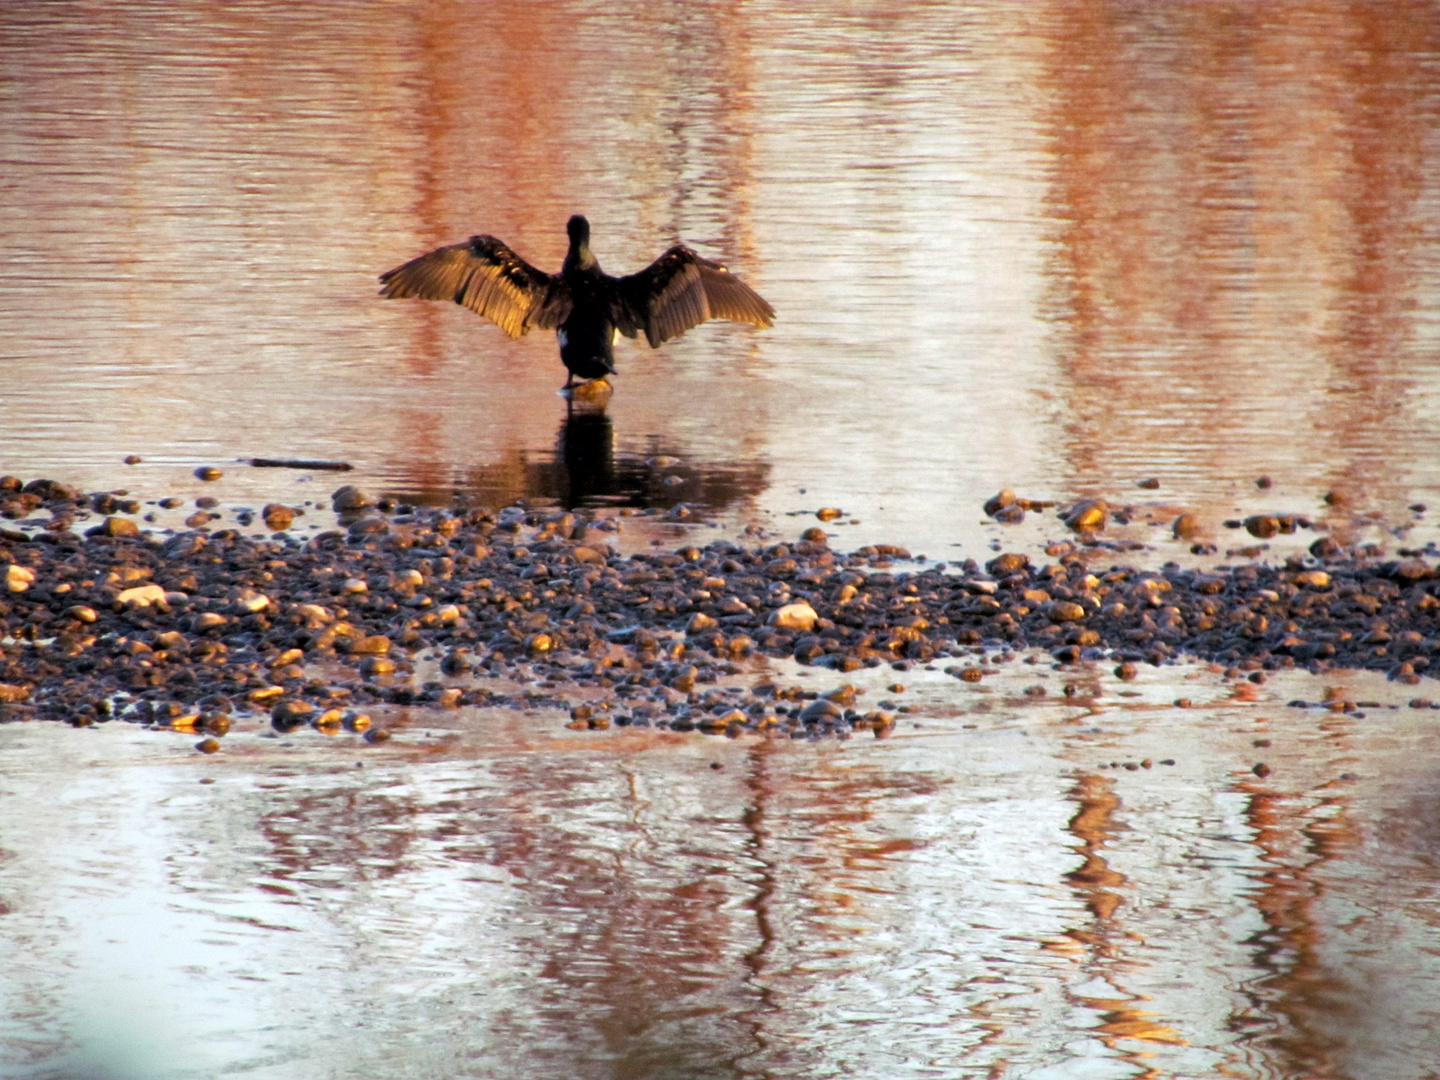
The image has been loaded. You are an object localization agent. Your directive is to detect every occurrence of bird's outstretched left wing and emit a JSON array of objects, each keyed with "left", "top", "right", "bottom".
[
  {"left": 378, "top": 236, "right": 571, "bottom": 338},
  {"left": 614, "top": 246, "right": 774, "bottom": 348}
]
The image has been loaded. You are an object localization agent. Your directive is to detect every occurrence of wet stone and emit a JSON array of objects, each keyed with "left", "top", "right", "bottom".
[
  {"left": 986, "top": 553, "right": 1029, "bottom": 575},
  {"left": 332, "top": 485, "right": 374, "bottom": 512},
  {"left": 360, "top": 656, "right": 397, "bottom": 678},
  {"left": 195, "top": 467, "right": 223, "bottom": 482},
  {"left": 87, "top": 516, "right": 140, "bottom": 539},
  {"left": 263, "top": 504, "right": 297, "bottom": 531},
  {"left": 770, "top": 602, "right": 817, "bottom": 633},
  {"left": 1063, "top": 499, "right": 1108, "bottom": 533},
  {"left": 1244, "top": 515, "right": 1280, "bottom": 539}
]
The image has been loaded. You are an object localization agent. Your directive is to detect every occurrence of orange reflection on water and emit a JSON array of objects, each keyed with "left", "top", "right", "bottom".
[
  {"left": 1037, "top": 1, "right": 1440, "bottom": 509},
  {"left": 1235, "top": 771, "right": 1361, "bottom": 1079},
  {"left": 1057, "top": 773, "right": 1187, "bottom": 1073}
]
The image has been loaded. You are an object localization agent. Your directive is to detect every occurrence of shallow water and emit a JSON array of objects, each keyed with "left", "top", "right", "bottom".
[
  {"left": 4, "top": 662, "right": 1440, "bottom": 1079},
  {"left": 4, "top": 2, "right": 1440, "bottom": 1076},
  {"left": 5, "top": 1, "right": 1440, "bottom": 557}
]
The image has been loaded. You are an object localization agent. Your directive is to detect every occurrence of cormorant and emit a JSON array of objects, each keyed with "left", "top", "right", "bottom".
[{"left": 379, "top": 215, "right": 775, "bottom": 388}]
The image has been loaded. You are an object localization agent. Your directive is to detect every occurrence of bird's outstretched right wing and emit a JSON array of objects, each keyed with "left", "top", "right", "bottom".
[
  {"left": 378, "top": 236, "right": 571, "bottom": 338},
  {"left": 615, "top": 246, "right": 774, "bottom": 348}
]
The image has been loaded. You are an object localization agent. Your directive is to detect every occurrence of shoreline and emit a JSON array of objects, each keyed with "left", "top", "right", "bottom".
[{"left": 3, "top": 476, "right": 1437, "bottom": 745}]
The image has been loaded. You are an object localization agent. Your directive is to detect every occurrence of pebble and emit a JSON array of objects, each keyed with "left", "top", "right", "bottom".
[
  {"left": 195, "top": 467, "right": 223, "bottom": 482},
  {"left": 332, "top": 485, "right": 374, "bottom": 512},
  {"left": 263, "top": 504, "right": 297, "bottom": 531},
  {"left": 360, "top": 656, "right": 397, "bottom": 678},
  {"left": 117, "top": 583, "right": 167, "bottom": 607},
  {"left": 1172, "top": 514, "right": 1200, "bottom": 540},
  {"left": 88, "top": 517, "right": 140, "bottom": 539},
  {"left": 984, "top": 490, "right": 1018, "bottom": 516},
  {"left": 6, "top": 565, "right": 35, "bottom": 592},
  {"left": 1244, "top": 515, "right": 1281, "bottom": 539},
  {"left": 770, "top": 601, "right": 818, "bottom": 633},
  {"left": 1063, "top": 499, "right": 1108, "bottom": 533},
  {"left": 816, "top": 508, "right": 842, "bottom": 522}
]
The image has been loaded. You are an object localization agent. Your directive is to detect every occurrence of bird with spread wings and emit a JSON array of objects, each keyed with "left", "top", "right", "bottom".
[{"left": 379, "top": 215, "right": 774, "bottom": 389}]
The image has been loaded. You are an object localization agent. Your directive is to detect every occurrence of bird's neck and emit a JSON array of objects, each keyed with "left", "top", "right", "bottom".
[{"left": 564, "top": 241, "right": 599, "bottom": 275}]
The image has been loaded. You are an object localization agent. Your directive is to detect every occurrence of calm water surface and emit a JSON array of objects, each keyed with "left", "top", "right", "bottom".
[
  {"left": 3, "top": 2, "right": 1440, "bottom": 1077},
  {"left": 4, "top": 663, "right": 1440, "bottom": 1079}
]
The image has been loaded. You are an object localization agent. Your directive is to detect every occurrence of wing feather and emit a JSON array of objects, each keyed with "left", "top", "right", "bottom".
[
  {"left": 616, "top": 246, "right": 774, "bottom": 348},
  {"left": 378, "top": 236, "right": 570, "bottom": 338}
]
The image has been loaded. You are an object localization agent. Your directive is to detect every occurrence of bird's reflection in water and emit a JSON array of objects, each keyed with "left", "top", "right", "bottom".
[
  {"left": 382, "top": 399, "right": 768, "bottom": 516},
  {"left": 557, "top": 398, "right": 618, "bottom": 507}
]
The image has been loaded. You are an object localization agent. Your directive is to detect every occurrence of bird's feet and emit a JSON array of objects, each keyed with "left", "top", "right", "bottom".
[{"left": 560, "top": 376, "right": 613, "bottom": 406}]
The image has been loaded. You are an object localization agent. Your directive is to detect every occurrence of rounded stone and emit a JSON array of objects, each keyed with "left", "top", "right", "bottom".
[
  {"left": 986, "top": 553, "right": 1029, "bottom": 575},
  {"left": 262, "top": 504, "right": 296, "bottom": 531},
  {"left": 1172, "top": 513, "right": 1201, "bottom": 540},
  {"left": 6, "top": 565, "right": 36, "bottom": 592},
  {"left": 1049, "top": 601, "right": 1086, "bottom": 623},
  {"left": 1063, "top": 499, "right": 1108, "bottom": 533},
  {"left": 1244, "top": 515, "right": 1281, "bottom": 539},
  {"left": 332, "top": 485, "right": 374, "bottom": 512},
  {"left": 360, "top": 656, "right": 397, "bottom": 678},
  {"left": 769, "top": 602, "right": 818, "bottom": 633},
  {"left": 687, "top": 612, "right": 718, "bottom": 634},
  {"left": 195, "top": 467, "right": 223, "bottom": 482},
  {"left": 88, "top": 516, "right": 140, "bottom": 539},
  {"left": 984, "top": 489, "right": 1017, "bottom": 516}
]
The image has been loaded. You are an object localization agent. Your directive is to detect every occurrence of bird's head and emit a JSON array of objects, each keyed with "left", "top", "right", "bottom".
[{"left": 566, "top": 215, "right": 591, "bottom": 246}]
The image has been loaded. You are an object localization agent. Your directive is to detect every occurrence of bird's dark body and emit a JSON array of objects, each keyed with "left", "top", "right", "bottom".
[
  {"left": 379, "top": 215, "right": 774, "bottom": 388},
  {"left": 557, "top": 273, "right": 618, "bottom": 380}
]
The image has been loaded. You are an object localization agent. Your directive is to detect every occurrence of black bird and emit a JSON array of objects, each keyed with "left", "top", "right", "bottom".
[{"left": 379, "top": 215, "right": 775, "bottom": 388}]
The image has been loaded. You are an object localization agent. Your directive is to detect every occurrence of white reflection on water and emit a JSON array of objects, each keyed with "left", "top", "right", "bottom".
[{"left": 2, "top": 662, "right": 1440, "bottom": 1078}]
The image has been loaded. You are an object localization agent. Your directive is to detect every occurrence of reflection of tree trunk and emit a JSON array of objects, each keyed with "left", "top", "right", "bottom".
[
  {"left": 1059, "top": 773, "right": 1187, "bottom": 1062},
  {"left": 1064, "top": 773, "right": 1126, "bottom": 932},
  {"left": 1038, "top": 2, "right": 1440, "bottom": 511},
  {"left": 1236, "top": 781, "right": 1360, "bottom": 1079}
]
